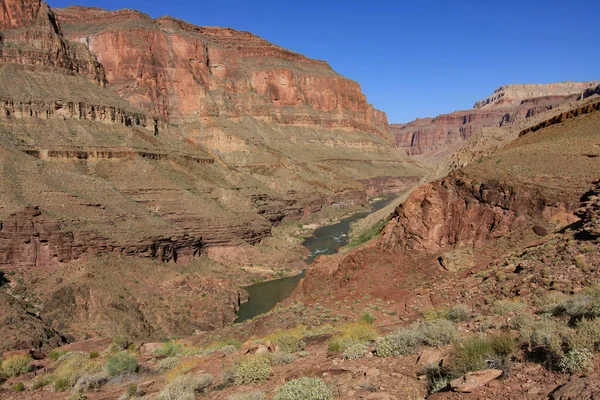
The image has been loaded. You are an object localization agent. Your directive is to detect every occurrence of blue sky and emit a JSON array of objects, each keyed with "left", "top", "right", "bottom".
[{"left": 49, "top": 0, "right": 599, "bottom": 123}]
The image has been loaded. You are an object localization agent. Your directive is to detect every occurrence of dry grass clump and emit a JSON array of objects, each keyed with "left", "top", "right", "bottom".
[
  {"left": 492, "top": 299, "right": 527, "bottom": 315},
  {"left": 105, "top": 351, "right": 138, "bottom": 376},
  {"left": 1, "top": 354, "right": 32, "bottom": 377},
  {"left": 52, "top": 352, "right": 102, "bottom": 391},
  {"left": 153, "top": 341, "right": 202, "bottom": 357},
  {"left": 424, "top": 304, "right": 470, "bottom": 322},
  {"left": 273, "top": 377, "right": 333, "bottom": 400},
  {"left": 228, "top": 391, "right": 267, "bottom": 400},
  {"left": 328, "top": 321, "right": 378, "bottom": 353},
  {"left": 264, "top": 326, "right": 306, "bottom": 353},
  {"left": 156, "top": 373, "right": 213, "bottom": 400},
  {"left": 165, "top": 359, "right": 201, "bottom": 383},
  {"left": 376, "top": 320, "right": 457, "bottom": 357},
  {"left": 450, "top": 333, "right": 516, "bottom": 376}
]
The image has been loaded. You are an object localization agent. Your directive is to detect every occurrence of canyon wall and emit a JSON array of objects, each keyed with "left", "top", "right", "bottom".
[
  {"left": 54, "top": 7, "right": 388, "bottom": 136},
  {"left": 392, "top": 82, "right": 599, "bottom": 157}
]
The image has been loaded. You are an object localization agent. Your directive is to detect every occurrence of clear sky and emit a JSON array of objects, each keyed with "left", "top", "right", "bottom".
[{"left": 48, "top": 0, "right": 599, "bottom": 123}]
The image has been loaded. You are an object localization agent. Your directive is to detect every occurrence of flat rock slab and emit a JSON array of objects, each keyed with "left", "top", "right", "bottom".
[{"left": 450, "top": 369, "right": 503, "bottom": 393}]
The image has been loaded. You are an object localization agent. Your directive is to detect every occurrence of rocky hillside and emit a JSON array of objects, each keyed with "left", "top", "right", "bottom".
[{"left": 391, "top": 81, "right": 599, "bottom": 159}]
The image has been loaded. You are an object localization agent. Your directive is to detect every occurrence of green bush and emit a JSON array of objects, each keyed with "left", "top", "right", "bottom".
[
  {"left": 360, "top": 312, "right": 375, "bottom": 325},
  {"left": 347, "top": 218, "right": 387, "bottom": 248},
  {"left": 89, "top": 351, "right": 100, "bottom": 359},
  {"left": 229, "top": 391, "right": 267, "bottom": 400},
  {"left": 274, "top": 377, "right": 334, "bottom": 400},
  {"left": 105, "top": 352, "right": 139, "bottom": 377},
  {"left": 53, "top": 377, "right": 70, "bottom": 392},
  {"left": 376, "top": 329, "right": 421, "bottom": 357},
  {"left": 153, "top": 341, "right": 201, "bottom": 357},
  {"left": 49, "top": 349, "right": 69, "bottom": 361},
  {"left": 12, "top": 381, "right": 25, "bottom": 392},
  {"left": 156, "top": 374, "right": 212, "bottom": 400},
  {"left": 233, "top": 357, "right": 272, "bottom": 385},
  {"left": 157, "top": 356, "right": 181, "bottom": 371},
  {"left": 1, "top": 354, "right": 32, "bottom": 377},
  {"left": 342, "top": 343, "right": 369, "bottom": 359},
  {"left": 557, "top": 349, "right": 594, "bottom": 374},
  {"left": 327, "top": 321, "right": 378, "bottom": 353},
  {"left": 451, "top": 333, "right": 516, "bottom": 376},
  {"left": 518, "top": 316, "right": 568, "bottom": 355}
]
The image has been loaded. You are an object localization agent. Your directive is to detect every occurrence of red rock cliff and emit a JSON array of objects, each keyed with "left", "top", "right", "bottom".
[
  {"left": 54, "top": 7, "right": 388, "bottom": 135},
  {"left": 0, "top": 0, "right": 105, "bottom": 84}
]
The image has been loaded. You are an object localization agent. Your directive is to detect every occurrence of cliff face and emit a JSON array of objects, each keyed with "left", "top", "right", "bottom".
[
  {"left": 392, "top": 82, "right": 599, "bottom": 158},
  {"left": 474, "top": 82, "right": 600, "bottom": 110},
  {"left": 0, "top": 0, "right": 105, "bottom": 84},
  {"left": 54, "top": 7, "right": 388, "bottom": 136}
]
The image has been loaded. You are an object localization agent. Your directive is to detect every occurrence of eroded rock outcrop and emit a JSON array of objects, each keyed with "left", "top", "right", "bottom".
[
  {"left": 577, "top": 180, "right": 600, "bottom": 239},
  {"left": 54, "top": 7, "right": 388, "bottom": 135},
  {"left": 379, "top": 174, "right": 568, "bottom": 253},
  {"left": 0, "top": 206, "right": 205, "bottom": 268},
  {"left": 0, "top": 0, "right": 105, "bottom": 84}
]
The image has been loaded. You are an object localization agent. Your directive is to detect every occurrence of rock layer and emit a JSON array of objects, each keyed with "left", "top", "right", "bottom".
[{"left": 55, "top": 7, "right": 388, "bottom": 135}]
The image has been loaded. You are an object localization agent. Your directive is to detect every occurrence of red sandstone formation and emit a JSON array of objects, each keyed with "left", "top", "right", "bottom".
[
  {"left": 0, "top": 0, "right": 105, "bottom": 84},
  {"left": 392, "top": 83, "right": 599, "bottom": 157},
  {"left": 54, "top": 7, "right": 388, "bottom": 135}
]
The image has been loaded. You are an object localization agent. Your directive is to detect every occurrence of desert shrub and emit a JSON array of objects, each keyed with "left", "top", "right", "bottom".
[
  {"left": 376, "top": 328, "right": 421, "bottom": 357},
  {"left": 165, "top": 359, "right": 200, "bottom": 383},
  {"left": 419, "top": 364, "right": 450, "bottom": 394},
  {"left": 153, "top": 341, "right": 201, "bottom": 357},
  {"left": 492, "top": 299, "right": 527, "bottom": 315},
  {"left": 424, "top": 305, "right": 470, "bottom": 322},
  {"left": 229, "top": 391, "right": 267, "bottom": 400},
  {"left": 342, "top": 343, "right": 369, "bottom": 359},
  {"left": 360, "top": 312, "right": 375, "bottom": 325},
  {"left": 327, "top": 321, "right": 378, "bottom": 353},
  {"left": 557, "top": 349, "right": 594, "bottom": 374},
  {"left": 156, "top": 373, "right": 213, "bottom": 400},
  {"left": 265, "top": 327, "right": 306, "bottom": 353},
  {"left": 417, "top": 320, "right": 458, "bottom": 346},
  {"left": 518, "top": 316, "right": 568, "bottom": 355},
  {"left": 274, "top": 377, "right": 333, "bottom": 400},
  {"left": 72, "top": 372, "right": 109, "bottom": 393},
  {"left": 89, "top": 351, "right": 100, "bottom": 359},
  {"left": 157, "top": 356, "right": 181, "bottom": 371},
  {"left": 12, "top": 382, "right": 25, "bottom": 392},
  {"left": 451, "top": 333, "right": 516, "bottom": 376},
  {"left": 111, "top": 335, "right": 133, "bottom": 351},
  {"left": 105, "top": 352, "right": 138, "bottom": 377},
  {"left": 1, "top": 354, "right": 32, "bottom": 377},
  {"left": 53, "top": 352, "right": 102, "bottom": 390},
  {"left": 567, "top": 318, "right": 600, "bottom": 352},
  {"left": 534, "top": 291, "right": 569, "bottom": 314},
  {"left": 53, "top": 377, "right": 70, "bottom": 392},
  {"left": 555, "top": 287, "right": 600, "bottom": 319},
  {"left": 297, "top": 351, "right": 308, "bottom": 358},
  {"left": 305, "top": 324, "right": 336, "bottom": 337},
  {"left": 30, "top": 374, "right": 53, "bottom": 390},
  {"left": 268, "top": 352, "right": 295, "bottom": 365},
  {"left": 206, "top": 338, "right": 242, "bottom": 351},
  {"left": 49, "top": 349, "right": 69, "bottom": 361},
  {"left": 233, "top": 357, "right": 272, "bottom": 385}
]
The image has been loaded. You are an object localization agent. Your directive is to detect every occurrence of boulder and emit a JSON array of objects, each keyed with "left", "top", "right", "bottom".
[{"left": 450, "top": 369, "right": 502, "bottom": 392}]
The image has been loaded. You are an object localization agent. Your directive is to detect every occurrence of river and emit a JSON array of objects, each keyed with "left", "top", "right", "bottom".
[{"left": 234, "top": 196, "right": 395, "bottom": 322}]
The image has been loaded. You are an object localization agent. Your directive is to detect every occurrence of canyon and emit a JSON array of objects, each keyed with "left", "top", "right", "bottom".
[{"left": 0, "top": 0, "right": 599, "bottom": 399}]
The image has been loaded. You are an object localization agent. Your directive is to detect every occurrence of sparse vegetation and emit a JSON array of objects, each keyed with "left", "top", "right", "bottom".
[
  {"left": 49, "top": 349, "right": 69, "bottom": 361},
  {"left": 450, "top": 333, "right": 516, "bottom": 376},
  {"left": 105, "top": 352, "right": 139, "bottom": 377},
  {"left": 328, "top": 321, "right": 378, "bottom": 353},
  {"left": 492, "top": 299, "right": 527, "bottom": 315},
  {"left": 30, "top": 374, "right": 53, "bottom": 390},
  {"left": 557, "top": 349, "right": 594, "bottom": 374},
  {"left": 342, "top": 342, "right": 369, "bottom": 359},
  {"left": 153, "top": 341, "right": 202, "bottom": 357},
  {"left": 233, "top": 357, "right": 272, "bottom": 385},
  {"left": 376, "top": 328, "right": 421, "bottom": 357},
  {"left": 12, "top": 381, "right": 25, "bottom": 392},
  {"left": 347, "top": 218, "right": 387, "bottom": 248},
  {"left": 265, "top": 327, "right": 306, "bottom": 353},
  {"left": 156, "top": 373, "right": 213, "bottom": 400},
  {"left": 165, "top": 359, "right": 200, "bottom": 383},
  {"left": 52, "top": 352, "right": 102, "bottom": 390},
  {"left": 268, "top": 352, "right": 295, "bottom": 365},
  {"left": 229, "top": 391, "right": 267, "bottom": 400},
  {"left": 157, "top": 356, "right": 181, "bottom": 371},
  {"left": 424, "top": 304, "right": 470, "bottom": 322},
  {"left": 1, "top": 354, "right": 32, "bottom": 377},
  {"left": 274, "top": 377, "right": 334, "bottom": 400}
]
